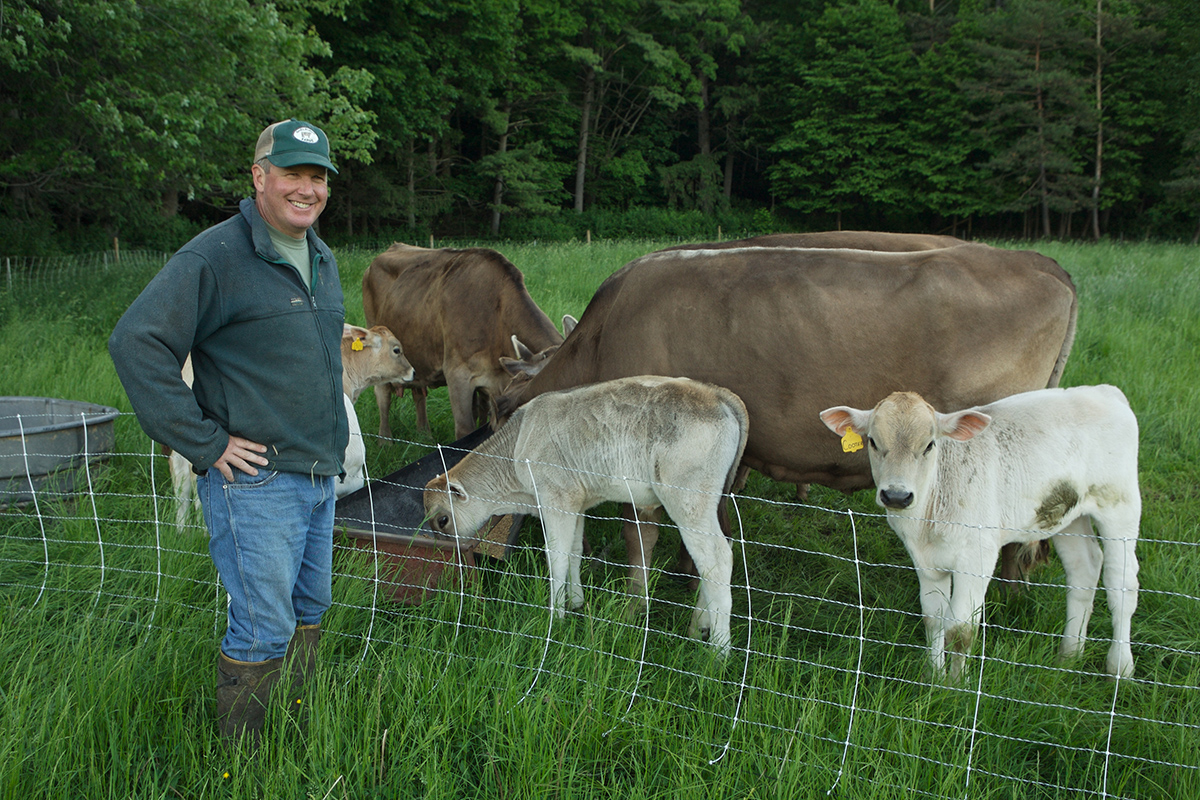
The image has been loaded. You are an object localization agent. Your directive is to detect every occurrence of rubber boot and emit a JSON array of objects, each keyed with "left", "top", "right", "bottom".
[
  {"left": 216, "top": 652, "right": 285, "bottom": 745},
  {"left": 284, "top": 624, "right": 320, "bottom": 728}
]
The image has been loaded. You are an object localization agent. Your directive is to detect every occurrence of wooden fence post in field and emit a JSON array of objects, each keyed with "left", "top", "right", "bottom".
[
  {"left": 586, "top": 229, "right": 591, "bottom": 244},
  {"left": 113, "top": 237, "right": 120, "bottom": 265}
]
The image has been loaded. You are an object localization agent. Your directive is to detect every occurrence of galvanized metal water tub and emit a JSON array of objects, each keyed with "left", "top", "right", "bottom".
[{"left": 0, "top": 397, "right": 120, "bottom": 506}]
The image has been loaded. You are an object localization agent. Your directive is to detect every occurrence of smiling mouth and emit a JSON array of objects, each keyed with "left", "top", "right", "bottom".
[{"left": 290, "top": 200, "right": 313, "bottom": 210}]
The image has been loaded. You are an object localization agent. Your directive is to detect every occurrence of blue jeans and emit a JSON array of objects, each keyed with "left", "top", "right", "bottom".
[{"left": 198, "top": 467, "right": 336, "bottom": 663}]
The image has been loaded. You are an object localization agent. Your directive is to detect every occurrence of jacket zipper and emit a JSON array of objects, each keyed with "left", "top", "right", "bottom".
[{"left": 265, "top": 246, "right": 345, "bottom": 476}]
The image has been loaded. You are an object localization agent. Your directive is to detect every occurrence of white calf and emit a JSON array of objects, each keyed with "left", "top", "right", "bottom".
[
  {"left": 170, "top": 324, "right": 414, "bottom": 529},
  {"left": 820, "top": 385, "right": 1140, "bottom": 678},
  {"left": 424, "top": 376, "right": 749, "bottom": 651}
]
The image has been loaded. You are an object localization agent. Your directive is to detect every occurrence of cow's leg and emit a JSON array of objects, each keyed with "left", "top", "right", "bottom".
[
  {"left": 1097, "top": 507, "right": 1140, "bottom": 678},
  {"left": 541, "top": 508, "right": 579, "bottom": 618},
  {"left": 169, "top": 450, "right": 196, "bottom": 533},
  {"left": 411, "top": 385, "right": 431, "bottom": 436},
  {"left": 945, "top": 548, "right": 999, "bottom": 681},
  {"left": 1051, "top": 517, "right": 1102, "bottom": 666},
  {"left": 913, "top": 566, "right": 952, "bottom": 675},
  {"left": 677, "top": 511, "right": 734, "bottom": 653},
  {"left": 444, "top": 372, "right": 478, "bottom": 440},
  {"left": 568, "top": 513, "right": 586, "bottom": 611},
  {"left": 622, "top": 505, "right": 661, "bottom": 618},
  {"left": 374, "top": 384, "right": 395, "bottom": 439}
]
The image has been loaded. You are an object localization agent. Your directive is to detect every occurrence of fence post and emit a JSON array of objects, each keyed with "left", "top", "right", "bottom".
[{"left": 5, "top": 257, "right": 10, "bottom": 292}]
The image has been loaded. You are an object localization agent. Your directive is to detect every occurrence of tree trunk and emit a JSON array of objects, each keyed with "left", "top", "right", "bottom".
[
  {"left": 574, "top": 64, "right": 595, "bottom": 213},
  {"left": 491, "top": 105, "right": 511, "bottom": 237},
  {"left": 160, "top": 187, "right": 179, "bottom": 218},
  {"left": 407, "top": 140, "right": 416, "bottom": 230},
  {"left": 698, "top": 71, "right": 713, "bottom": 214},
  {"left": 724, "top": 150, "right": 734, "bottom": 200},
  {"left": 1091, "top": 0, "right": 1104, "bottom": 240},
  {"left": 1035, "top": 43, "right": 1052, "bottom": 238}
]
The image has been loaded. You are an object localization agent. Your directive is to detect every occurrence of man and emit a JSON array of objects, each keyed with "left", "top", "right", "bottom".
[{"left": 108, "top": 119, "right": 348, "bottom": 743}]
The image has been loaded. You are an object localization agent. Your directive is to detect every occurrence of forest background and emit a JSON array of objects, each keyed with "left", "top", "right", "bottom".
[{"left": 3, "top": 0, "right": 1200, "bottom": 255}]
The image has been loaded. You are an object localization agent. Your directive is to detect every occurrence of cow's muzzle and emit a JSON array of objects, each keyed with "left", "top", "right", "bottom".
[{"left": 879, "top": 488, "right": 914, "bottom": 509}]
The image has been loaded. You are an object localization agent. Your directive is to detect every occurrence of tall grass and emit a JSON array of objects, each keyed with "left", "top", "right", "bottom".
[{"left": 1, "top": 239, "right": 1197, "bottom": 799}]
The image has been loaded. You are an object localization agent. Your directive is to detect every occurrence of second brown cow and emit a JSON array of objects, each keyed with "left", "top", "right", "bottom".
[{"left": 363, "top": 243, "right": 571, "bottom": 440}]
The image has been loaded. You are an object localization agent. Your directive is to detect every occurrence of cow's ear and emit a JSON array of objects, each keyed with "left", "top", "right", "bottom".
[
  {"left": 343, "top": 323, "right": 370, "bottom": 340},
  {"left": 938, "top": 410, "right": 991, "bottom": 441},
  {"left": 562, "top": 314, "right": 578, "bottom": 338},
  {"left": 447, "top": 481, "right": 469, "bottom": 502},
  {"left": 500, "top": 356, "right": 526, "bottom": 376},
  {"left": 820, "top": 406, "right": 869, "bottom": 437}
]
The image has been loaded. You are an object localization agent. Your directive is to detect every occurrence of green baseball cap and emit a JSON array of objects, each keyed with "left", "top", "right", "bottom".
[{"left": 253, "top": 119, "right": 338, "bottom": 174}]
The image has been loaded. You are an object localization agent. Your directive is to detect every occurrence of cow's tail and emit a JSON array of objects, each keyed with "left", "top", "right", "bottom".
[{"left": 717, "top": 393, "right": 751, "bottom": 539}]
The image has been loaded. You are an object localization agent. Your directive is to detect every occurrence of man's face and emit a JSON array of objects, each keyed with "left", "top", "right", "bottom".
[{"left": 252, "top": 162, "right": 329, "bottom": 238}]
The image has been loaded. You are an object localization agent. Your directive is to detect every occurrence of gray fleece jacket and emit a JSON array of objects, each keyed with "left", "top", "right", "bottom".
[{"left": 108, "top": 199, "right": 349, "bottom": 477}]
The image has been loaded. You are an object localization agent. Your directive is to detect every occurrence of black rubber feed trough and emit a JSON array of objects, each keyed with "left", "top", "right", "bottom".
[
  {"left": 1, "top": 397, "right": 120, "bottom": 507},
  {"left": 334, "top": 425, "right": 525, "bottom": 604}
]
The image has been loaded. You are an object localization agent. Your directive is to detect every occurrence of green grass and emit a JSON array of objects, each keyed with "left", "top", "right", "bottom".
[{"left": 1, "top": 239, "right": 1198, "bottom": 799}]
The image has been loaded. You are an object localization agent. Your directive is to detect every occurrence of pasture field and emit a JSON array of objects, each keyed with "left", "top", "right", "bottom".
[{"left": 0, "top": 238, "right": 1198, "bottom": 799}]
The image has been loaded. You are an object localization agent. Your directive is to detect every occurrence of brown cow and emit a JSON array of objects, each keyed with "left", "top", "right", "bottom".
[
  {"left": 494, "top": 233, "right": 1078, "bottom": 607},
  {"left": 362, "top": 243, "right": 572, "bottom": 440}
]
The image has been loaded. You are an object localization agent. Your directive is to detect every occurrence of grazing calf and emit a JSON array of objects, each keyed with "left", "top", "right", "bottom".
[
  {"left": 424, "top": 376, "right": 749, "bottom": 651},
  {"left": 171, "top": 325, "right": 414, "bottom": 529},
  {"left": 819, "top": 386, "right": 1141, "bottom": 678}
]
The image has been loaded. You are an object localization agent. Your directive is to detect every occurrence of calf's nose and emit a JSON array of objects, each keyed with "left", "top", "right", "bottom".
[{"left": 879, "top": 488, "right": 914, "bottom": 509}]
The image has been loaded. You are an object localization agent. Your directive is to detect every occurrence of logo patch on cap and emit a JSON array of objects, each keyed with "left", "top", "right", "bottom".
[{"left": 293, "top": 127, "right": 320, "bottom": 144}]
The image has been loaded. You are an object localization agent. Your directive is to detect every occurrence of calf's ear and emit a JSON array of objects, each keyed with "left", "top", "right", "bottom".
[
  {"left": 500, "top": 356, "right": 526, "bottom": 376},
  {"left": 447, "top": 481, "right": 469, "bottom": 502},
  {"left": 819, "top": 406, "right": 869, "bottom": 437},
  {"left": 562, "top": 314, "right": 578, "bottom": 338},
  {"left": 937, "top": 410, "right": 991, "bottom": 441},
  {"left": 343, "top": 323, "right": 370, "bottom": 340}
]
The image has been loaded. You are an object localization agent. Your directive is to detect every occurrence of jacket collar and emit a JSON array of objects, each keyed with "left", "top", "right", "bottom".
[{"left": 239, "top": 197, "right": 325, "bottom": 264}]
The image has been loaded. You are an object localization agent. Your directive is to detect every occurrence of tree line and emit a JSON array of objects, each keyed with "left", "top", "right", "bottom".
[{"left": 3, "top": 0, "right": 1199, "bottom": 253}]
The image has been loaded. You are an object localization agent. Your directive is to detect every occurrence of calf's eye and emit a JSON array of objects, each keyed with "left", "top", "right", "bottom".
[
  {"left": 923, "top": 441, "right": 935, "bottom": 455},
  {"left": 437, "top": 515, "right": 449, "bottom": 529}
]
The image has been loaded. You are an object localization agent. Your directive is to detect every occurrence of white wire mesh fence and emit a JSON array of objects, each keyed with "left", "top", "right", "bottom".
[
  {"left": 1, "top": 250, "right": 169, "bottom": 294},
  {"left": 1, "top": 408, "right": 1198, "bottom": 798}
]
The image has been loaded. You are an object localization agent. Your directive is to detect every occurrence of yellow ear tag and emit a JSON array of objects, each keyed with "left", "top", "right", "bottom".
[
  {"left": 841, "top": 428, "right": 864, "bottom": 453},
  {"left": 351, "top": 337, "right": 364, "bottom": 351}
]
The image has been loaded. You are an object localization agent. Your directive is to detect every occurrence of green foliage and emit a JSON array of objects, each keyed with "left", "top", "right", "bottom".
[
  {"left": 659, "top": 153, "right": 727, "bottom": 212},
  {"left": 959, "top": 0, "right": 1096, "bottom": 230},
  {"left": 4, "top": 0, "right": 1200, "bottom": 248},
  {"left": 768, "top": 0, "right": 925, "bottom": 218}
]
